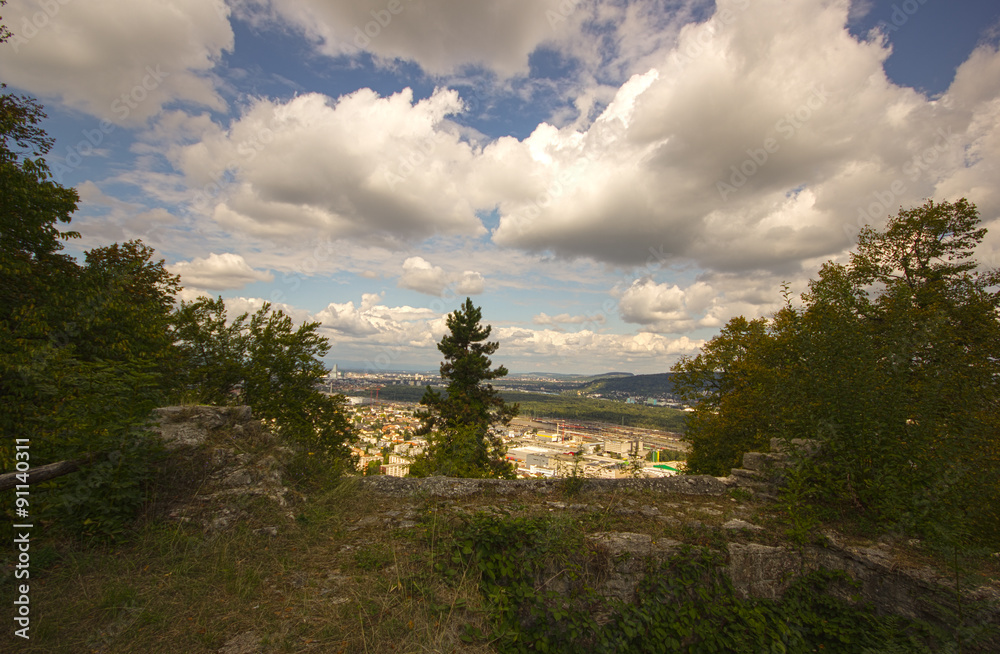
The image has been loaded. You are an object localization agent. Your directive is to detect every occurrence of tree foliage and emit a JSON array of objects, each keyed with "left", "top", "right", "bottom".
[
  {"left": 673, "top": 199, "right": 1000, "bottom": 546},
  {"left": 410, "top": 298, "right": 518, "bottom": 478},
  {"left": 0, "top": 85, "right": 186, "bottom": 538},
  {"left": 0, "top": 82, "right": 352, "bottom": 538},
  {"left": 173, "top": 296, "right": 354, "bottom": 463}
]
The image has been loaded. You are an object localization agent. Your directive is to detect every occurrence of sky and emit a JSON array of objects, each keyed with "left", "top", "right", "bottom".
[{"left": 1, "top": 0, "right": 999, "bottom": 375}]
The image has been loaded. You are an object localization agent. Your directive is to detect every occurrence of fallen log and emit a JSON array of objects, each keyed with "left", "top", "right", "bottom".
[{"left": 0, "top": 459, "right": 86, "bottom": 492}]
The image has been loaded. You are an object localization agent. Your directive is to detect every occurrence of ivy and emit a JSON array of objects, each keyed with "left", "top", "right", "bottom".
[{"left": 444, "top": 513, "right": 978, "bottom": 653}]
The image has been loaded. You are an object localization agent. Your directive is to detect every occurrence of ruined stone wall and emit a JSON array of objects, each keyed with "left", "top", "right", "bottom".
[{"left": 149, "top": 406, "right": 999, "bottom": 646}]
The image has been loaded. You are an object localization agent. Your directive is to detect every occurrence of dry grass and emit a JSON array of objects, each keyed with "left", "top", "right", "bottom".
[
  {"left": 10, "top": 464, "right": 759, "bottom": 654},
  {"left": 6, "top": 426, "right": 994, "bottom": 654}
]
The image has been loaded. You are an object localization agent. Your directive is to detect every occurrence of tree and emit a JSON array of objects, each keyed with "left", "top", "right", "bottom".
[
  {"left": 0, "top": 81, "right": 184, "bottom": 539},
  {"left": 173, "top": 297, "right": 354, "bottom": 462},
  {"left": 672, "top": 200, "right": 1000, "bottom": 546},
  {"left": 409, "top": 298, "right": 518, "bottom": 478},
  {"left": 671, "top": 316, "right": 779, "bottom": 475}
]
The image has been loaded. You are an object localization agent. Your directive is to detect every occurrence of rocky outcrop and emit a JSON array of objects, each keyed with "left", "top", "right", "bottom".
[
  {"left": 581, "top": 528, "right": 998, "bottom": 647},
  {"left": 358, "top": 472, "right": 727, "bottom": 498},
  {"left": 724, "top": 437, "right": 821, "bottom": 500},
  {"left": 150, "top": 405, "right": 294, "bottom": 534},
  {"left": 151, "top": 405, "right": 254, "bottom": 449}
]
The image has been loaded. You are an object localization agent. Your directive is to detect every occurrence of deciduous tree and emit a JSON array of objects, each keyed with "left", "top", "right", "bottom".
[
  {"left": 672, "top": 199, "right": 1000, "bottom": 545},
  {"left": 173, "top": 297, "right": 354, "bottom": 462}
]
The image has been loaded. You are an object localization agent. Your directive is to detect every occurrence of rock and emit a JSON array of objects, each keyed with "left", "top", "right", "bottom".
[
  {"left": 586, "top": 532, "right": 683, "bottom": 603},
  {"left": 151, "top": 405, "right": 254, "bottom": 450},
  {"left": 217, "top": 631, "right": 261, "bottom": 654},
  {"left": 722, "top": 519, "right": 764, "bottom": 532},
  {"left": 728, "top": 543, "right": 802, "bottom": 600},
  {"left": 357, "top": 474, "right": 727, "bottom": 497}
]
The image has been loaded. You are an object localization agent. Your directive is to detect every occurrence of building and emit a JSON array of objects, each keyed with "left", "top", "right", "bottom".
[{"left": 380, "top": 462, "right": 410, "bottom": 477}]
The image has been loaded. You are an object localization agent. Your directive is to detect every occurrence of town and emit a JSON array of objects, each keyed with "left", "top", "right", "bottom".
[{"left": 329, "top": 365, "right": 689, "bottom": 479}]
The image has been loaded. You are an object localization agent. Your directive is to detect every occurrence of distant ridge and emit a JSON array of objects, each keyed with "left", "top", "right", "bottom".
[
  {"left": 581, "top": 372, "right": 676, "bottom": 395},
  {"left": 507, "top": 371, "right": 635, "bottom": 381}
]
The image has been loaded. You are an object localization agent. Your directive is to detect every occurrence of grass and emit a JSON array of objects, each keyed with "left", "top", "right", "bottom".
[
  {"left": 6, "top": 467, "right": 753, "bottom": 653},
  {"left": 4, "top": 421, "right": 996, "bottom": 653}
]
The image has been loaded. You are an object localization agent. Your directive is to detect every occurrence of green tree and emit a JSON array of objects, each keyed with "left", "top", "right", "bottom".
[
  {"left": 409, "top": 298, "right": 518, "bottom": 478},
  {"left": 0, "top": 81, "right": 183, "bottom": 538},
  {"left": 173, "top": 297, "right": 354, "bottom": 462},
  {"left": 672, "top": 199, "right": 1000, "bottom": 545},
  {"left": 671, "top": 314, "right": 802, "bottom": 475}
]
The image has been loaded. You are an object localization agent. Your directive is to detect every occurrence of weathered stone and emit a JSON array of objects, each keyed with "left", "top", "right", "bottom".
[
  {"left": 769, "top": 437, "right": 821, "bottom": 457},
  {"left": 722, "top": 519, "right": 764, "bottom": 532},
  {"left": 151, "top": 405, "right": 254, "bottom": 449},
  {"left": 586, "top": 532, "right": 684, "bottom": 603},
  {"left": 740, "top": 452, "right": 772, "bottom": 472},
  {"left": 221, "top": 468, "right": 254, "bottom": 487},
  {"left": 728, "top": 542, "right": 802, "bottom": 600},
  {"left": 357, "top": 474, "right": 727, "bottom": 497},
  {"left": 217, "top": 631, "right": 261, "bottom": 654}
]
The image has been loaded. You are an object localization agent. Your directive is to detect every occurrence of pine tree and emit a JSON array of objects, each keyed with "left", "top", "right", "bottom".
[{"left": 410, "top": 298, "right": 518, "bottom": 478}]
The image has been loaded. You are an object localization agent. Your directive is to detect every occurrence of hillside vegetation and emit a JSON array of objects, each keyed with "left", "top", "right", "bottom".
[
  {"left": 373, "top": 386, "right": 688, "bottom": 432},
  {"left": 8, "top": 413, "right": 996, "bottom": 653}
]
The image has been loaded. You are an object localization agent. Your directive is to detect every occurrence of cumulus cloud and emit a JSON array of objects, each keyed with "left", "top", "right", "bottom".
[
  {"left": 619, "top": 278, "right": 738, "bottom": 333},
  {"left": 314, "top": 301, "right": 382, "bottom": 337},
  {"left": 533, "top": 311, "right": 606, "bottom": 330},
  {"left": 397, "top": 256, "right": 485, "bottom": 296},
  {"left": 173, "top": 88, "right": 486, "bottom": 246},
  {"left": 170, "top": 253, "right": 274, "bottom": 290},
  {"left": 0, "top": 0, "right": 232, "bottom": 125},
  {"left": 497, "top": 327, "right": 705, "bottom": 371},
  {"left": 483, "top": 0, "right": 997, "bottom": 276},
  {"left": 238, "top": 0, "right": 574, "bottom": 77}
]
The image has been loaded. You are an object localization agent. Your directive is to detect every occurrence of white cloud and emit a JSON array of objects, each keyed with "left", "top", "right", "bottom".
[
  {"left": 533, "top": 311, "right": 606, "bottom": 329},
  {"left": 497, "top": 327, "right": 705, "bottom": 371},
  {"left": 238, "top": 0, "right": 573, "bottom": 77},
  {"left": 169, "top": 253, "right": 274, "bottom": 290},
  {"left": 398, "top": 256, "right": 485, "bottom": 296},
  {"left": 0, "top": 0, "right": 232, "bottom": 125},
  {"left": 617, "top": 277, "right": 776, "bottom": 333},
  {"left": 172, "top": 88, "right": 486, "bottom": 246},
  {"left": 314, "top": 301, "right": 382, "bottom": 337},
  {"left": 483, "top": 0, "right": 997, "bottom": 277}
]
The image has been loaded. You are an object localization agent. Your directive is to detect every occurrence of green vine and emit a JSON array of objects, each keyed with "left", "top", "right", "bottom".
[{"left": 441, "top": 513, "right": 985, "bottom": 653}]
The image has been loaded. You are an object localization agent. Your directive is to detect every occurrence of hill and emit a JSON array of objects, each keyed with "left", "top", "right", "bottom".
[
  {"left": 580, "top": 372, "right": 678, "bottom": 396},
  {"left": 11, "top": 406, "right": 995, "bottom": 653},
  {"left": 365, "top": 386, "right": 688, "bottom": 432}
]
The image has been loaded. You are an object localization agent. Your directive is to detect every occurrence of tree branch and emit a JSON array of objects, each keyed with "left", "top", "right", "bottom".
[{"left": 0, "top": 459, "right": 86, "bottom": 492}]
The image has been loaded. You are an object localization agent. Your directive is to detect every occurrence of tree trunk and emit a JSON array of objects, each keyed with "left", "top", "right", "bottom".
[{"left": 0, "top": 459, "right": 86, "bottom": 492}]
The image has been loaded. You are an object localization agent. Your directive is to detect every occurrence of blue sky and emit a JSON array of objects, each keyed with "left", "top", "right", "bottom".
[{"left": 2, "top": 0, "right": 999, "bottom": 373}]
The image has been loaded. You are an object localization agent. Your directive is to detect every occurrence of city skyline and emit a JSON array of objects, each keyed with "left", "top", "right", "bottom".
[{"left": 1, "top": 0, "right": 999, "bottom": 373}]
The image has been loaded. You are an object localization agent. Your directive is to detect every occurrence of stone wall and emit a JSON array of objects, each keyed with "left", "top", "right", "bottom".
[{"left": 149, "top": 407, "right": 998, "bottom": 647}]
